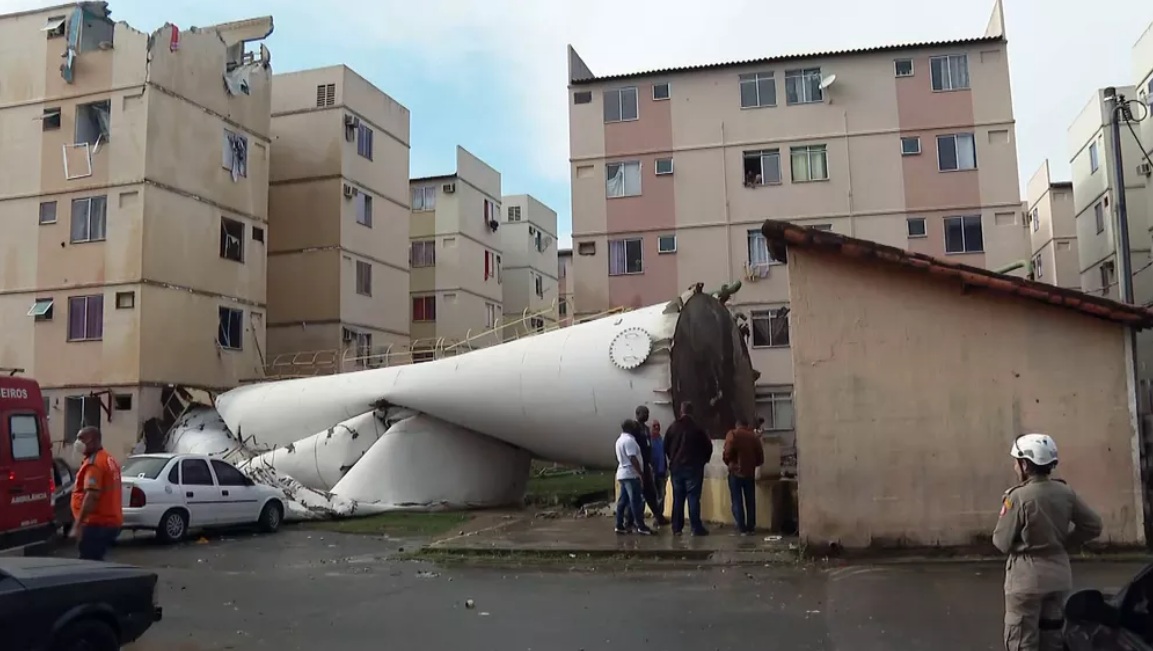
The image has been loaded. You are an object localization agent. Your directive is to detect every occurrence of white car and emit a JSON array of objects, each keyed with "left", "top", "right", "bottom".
[{"left": 119, "top": 453, "right": 285, "bottom": 544}]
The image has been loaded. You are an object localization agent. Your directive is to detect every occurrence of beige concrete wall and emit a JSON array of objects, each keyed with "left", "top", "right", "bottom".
[
  {"left": 500, "top": 194, "right": 559, "bottom": 328},
  {"left": 787, "top": 247, "right": 1142, "bottom": 548}
]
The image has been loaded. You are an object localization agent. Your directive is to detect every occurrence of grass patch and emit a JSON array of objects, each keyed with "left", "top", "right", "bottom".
[
  {"left": 299, "top": 512, "right": 471, "bottom": 537},
  {"left": 525, "top": 469, "right": 613, "bottom": 507}
]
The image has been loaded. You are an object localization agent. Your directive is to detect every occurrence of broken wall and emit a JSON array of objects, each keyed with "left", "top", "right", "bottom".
[{"left": 788, "top": 247, "right": 1144, "bottom": 548}]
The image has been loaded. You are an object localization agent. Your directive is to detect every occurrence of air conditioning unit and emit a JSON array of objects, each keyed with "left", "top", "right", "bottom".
[
  {"left": 442, "top": 183, "right": 456, "bottom": 194},
  {"left": 1138, "top": 162, "right": 1152, "bottom": 176},
  {"left": 343, "top": 115, "right": 358, "bottom": 128},
  {"left": 343, "top": 184, "right": 358, "bottom": 198}
]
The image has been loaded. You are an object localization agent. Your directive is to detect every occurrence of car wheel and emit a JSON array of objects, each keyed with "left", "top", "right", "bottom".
[
  {"left": 50, "top": 617, "right": 118, "bottom": 651},
  {"left": 156, "top": 508, "right": 189, "bottom": 544},
  {"left": 257, "top": 501, "right": 283, "bottom": 533}
]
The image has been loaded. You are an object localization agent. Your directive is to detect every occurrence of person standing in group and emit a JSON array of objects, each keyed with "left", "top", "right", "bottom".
[
  {"left": 993, "top": 433, "right": 1102, "bottom": 651},
  {"left": 649, "top": 419, "right": 668, "bottom": 519},
  {"left": 664, "top": 401, "right": 713, "bottom": 536},
  {"left": 630, "top": 406, "right": 669, "bottom": 527},
  {"left": 614, "top": 419, "right": 653, "bottom": 536},
  {"left": 723, "top": 417, "right": 764, "bottom": 535},
  {"left": 70, "top": 427, "right": 124, "bottom": 561}
]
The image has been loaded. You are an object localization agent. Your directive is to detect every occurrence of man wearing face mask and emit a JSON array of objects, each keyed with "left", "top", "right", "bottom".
[
  {"left": 70, "top": 427, "right": 123, "bottom": 561},
  {"left": 993, "top": 433, "right": 1102, "bottom": 651}
]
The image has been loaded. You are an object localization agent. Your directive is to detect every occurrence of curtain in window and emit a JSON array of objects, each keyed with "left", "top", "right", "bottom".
[
  {"left": 747, "top": 232, "right": 771, "bottom": 266},
  {"left": 606, "top": 165, "right": 624, "bottom": 197},
  {"left": 90, "top": 196, "right": 106, "bottom": 240},
  {"left": 955, "top": 135, "right": 976, "bottom": 169},
  {"left": 608, "top": 240, "right": 628, "bottom": 275},
  {"left": 791, "top": 149, "right": 826, "bottom": 181},
  {"left": 771, "top": 395, "right": 795, "bottom": 430},
  {"left": 622, "top": 163, "right": 641, "bottom": 196},
  {"left": 86, "top": 296, "right": 103, "bottom": 339},
  {"left": 68, "top": 297, "right": 86, "bottom": 340},
  {"left": 71, "top": 199, "right": 89, "bottom": 242},
  {"left": 949, "top": 56, "right": 970, "bottom": 89}
]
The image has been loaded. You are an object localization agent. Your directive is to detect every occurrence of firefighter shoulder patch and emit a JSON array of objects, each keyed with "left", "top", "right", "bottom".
[{"left": 999, "top": 497, "right": 1012, "bottom": 518}]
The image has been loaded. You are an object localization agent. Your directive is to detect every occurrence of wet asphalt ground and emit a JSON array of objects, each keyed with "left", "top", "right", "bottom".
[{"left": 72, "top": 528, "right": 1143, "bottom": 651}]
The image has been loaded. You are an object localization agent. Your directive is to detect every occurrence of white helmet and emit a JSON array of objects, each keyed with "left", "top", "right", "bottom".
[{"left": 1010, "top": 433, "right": 1058, "bottom": 467}]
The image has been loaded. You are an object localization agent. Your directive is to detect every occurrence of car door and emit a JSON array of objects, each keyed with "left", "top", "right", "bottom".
[
  {"left": 0, "top": 570, "right": 35, "bottom": 651},
  {"left": 178, "top": 458, "right": 220, "bottom": 527},
  {"left": 209, "top": 460, "right": 260, "bottom": 524}
]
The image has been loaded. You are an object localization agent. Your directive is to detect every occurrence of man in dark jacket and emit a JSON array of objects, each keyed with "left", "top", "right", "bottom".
[
  {"left": 664, "top": 401, "right": 713, "bottom": 536},
  {"left": 623, "top": 406, "right": 669, "bottom": 529}
]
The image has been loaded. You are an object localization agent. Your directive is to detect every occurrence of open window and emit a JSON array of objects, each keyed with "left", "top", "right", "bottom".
[
  {"left": 27, "top": 299, "right": 54, "bottom": 321},
  {"left": 217, "top": 306, "right": 244, "bottom": 350},
  {"left": 75, "top": 101, "right": 111, "bottom": 150},
  {"left": 41, "top": 108, "right": 61, "bottom": 131},
  {"left": 223, "top": 130, "right": 249, "bottom": 181},
  {"left": 219, "top": 217, "right": 245, "bottom": 262}
]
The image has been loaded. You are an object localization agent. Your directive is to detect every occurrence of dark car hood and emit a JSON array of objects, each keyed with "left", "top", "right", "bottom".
[{"left": 0, "top": 557, "right": 148, "bottom": 584}]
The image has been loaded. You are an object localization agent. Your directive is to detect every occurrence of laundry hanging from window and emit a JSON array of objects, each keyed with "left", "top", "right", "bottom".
[{"left": 223, "top": 130, "right": 248, "bottom": 182}]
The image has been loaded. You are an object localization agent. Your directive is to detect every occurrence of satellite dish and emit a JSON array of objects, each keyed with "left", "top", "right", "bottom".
[{"left": 819, "top": 74, "right": 837, "bottom": 90}]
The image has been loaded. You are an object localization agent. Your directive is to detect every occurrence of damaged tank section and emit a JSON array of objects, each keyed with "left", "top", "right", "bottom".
[{"left": 163, "top": 284, "right": 758, "bottom": 518}]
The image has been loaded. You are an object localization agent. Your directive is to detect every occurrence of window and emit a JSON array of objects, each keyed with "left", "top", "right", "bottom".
[
  {"left": 42, "top": 107, "right": 61, "bottom": 130},
  {"left": 894, "top": 59, "right": 914, "bottom": 77},
  {"left": 508, "top": 206, "right": 522, "bottom": 221},
  {"left": 785, "top": 68, "right": 824, "bottom": 104},
  {"left": 485, "top": 303, "right": 500, "bottom": 328},
  {"left": 655, "top": 158, "right": 674, "bottom": 175},
  {"left": 484, "top": 250, "right": 497, "bottom": 280},
  {"left": 1095, "top": 201, "right": 1105, "bottom": 234},
  {"left": 28, "top": 298, "right": 53, "bottom": 321},
  {"left": 573, "top": 91, "right": 592, "bottom": 105},
  {"left": 180, "top": 458, "right": 215, "bottom": 486},
  {"left": 937, "top": 133, "right": 977, "bottom": 171},
  {"left": 559, "top": 298, "right": 568, "bottom": 317},
  {"left": 608, "top": 238, "right": 643, "bottom": 275},
  {"left": 1100, "top": 262, "right": 1115, "bottom": 292},
  {"left": 747, "top": 229, "right": 777, "bottom": 266},
  {"left": 412, "top": 296, "right": 436, "bottom": 322},
  {"left": 222, "top": 130, "right": 248, "bottom": 179},
  {"left": 356, "top": 123, "right": 373, "bottom": 160},
  {"left": 900, "top": 136, "right": 921, "bottom": 156},
  {"left": 606, "top": 161, "right": 642, "bottom": 198},
  {"left": 811, "top": 224, "right": 832, "bottom": 231},
  {"left": 1031, "top": 253, "right": 1043, "bottom": 281},
  {"left": 219, "top": 216, "right": 245, "bottom": 262},
  {"left": 930, "top": 54, "right": 970, "bottom": 91},
  {"left": 356, "top": 193, "right": 373, "bottom": 227},
  {"left": 43, "top": 15, "right": 66, "bottom": 38},
  {"left": 316, "top": 83, "right": 335, "bottom": 107},
  {"left": 907, "top": 217, "right": 927, "bottom": 238},
  {"left": 743, "top": 149, "right": 782, "bottom": 186},
  {"left": 577, "top": 242, "right": 596, "bottom": 256},
  {"left": 74, "top": 100, "right": 110, "bottom": 147},
  {"left": 217, "top": 306, "right": 243, "bottom": 350},
  {"left": 739, "top": 72, "right": 776, "bottom": 108},
  {"left": 9, "top": 414, "right": 40, "bottom": 461},
  {"left": 1031, "top": 208, "right": 1040, "bottom": 232},
  {"left": 113, "top": 394, "right": 132, "bottom": 410},
  {"left": 483, "top": 198, "right": 499, "bottom": 225},
  {"left": 115, "top": 291, "right": 134, "bottom": 309},
  {"left": 412, "top": 185, "right": 436, "bottom": 211},
  {"left": 653, "top": 83, "right": 670, "bottom": 101},
  {"left": 356, "top": 260, "right": 372, "bottom": 296},
  {"left": 790, "top": 145, "right": 829, "bottom": 182},
  {"left": 70, "top": 196, "right": 107, "bottom": 243},
  {"left": 761, "top": 392, "right": 795, "bottom": 430},
  {"left": 410, "top": 240, "right": 436, "bottom": 268},
  {"left": 39, "top": 201, "right": 57, "bottom": 225},
  {"left": 750, "top": 309, "right": 790, "bottom": 348},
  {"left": 1089, "top": 141, "right": 1100, "bottom": 173},
  {"left": 534, "top": 274, "right": 544, "bottom": 297},
  {"left": 354, "top": 331, "right": 372, "bottom": 363},
  {"left": 603, "top": 87, "right": 639, "bottom": 123},
  {"left": 658, "top": 234, "right": 677, "bottom": 253},
  {"left": 253, "top": 227, "right": 264, "bottom": 243},
  {"left": 943, "top": 215, "right": 984, "bottom": 254},
  {"left": 210, "top": 459, "right": 248, "bottom": 487},
  {"left": 67, "top": 295, "right": 103, "bottom": 341}
]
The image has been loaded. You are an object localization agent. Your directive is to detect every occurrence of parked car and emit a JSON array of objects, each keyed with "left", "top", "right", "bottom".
[
  {"left": 1064, "top": 562, "right": 1153, "bottom": 650},
  {"left": 0, "top": 375, "right": 57, "bottom": 554},
  {"left": 120, "top": 453, "right": 285, "bottom": 543},
  {"left": 0, "top": 556, "right": 162, "bottom": 651}
]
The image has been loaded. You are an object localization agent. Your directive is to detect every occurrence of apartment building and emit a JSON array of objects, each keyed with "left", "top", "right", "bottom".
[
  {"left": 0, "top": 3, "right": 273, "bottom": 457},
  {"left": 558, "top": 248, "right": 574, "bottom": 326},
  {"left": 1068, "top": 87, "right": 1151, "bottom": 301},
  {"left": 409, "top": 147, "right": 504, "bottom": 351},
  {"left": 1135, "top": 23, "right": 1153, "bottom": 267},
  {"left": 267, "top": 66, "right": 411, "bottom": 371},
  {"left": 500, "top": 194, "right": 559, "bottom": 337},
  {"left": 1024, "top": 161, "right": 1079, "bottom": 288},
  {"left": 566, "top": 0, "right": 1028, "bottom": 434}
]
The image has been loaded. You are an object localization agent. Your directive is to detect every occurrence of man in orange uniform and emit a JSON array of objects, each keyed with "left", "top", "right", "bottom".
[{"left": 70, "top": 426, "right": 123, "bottom": 561}]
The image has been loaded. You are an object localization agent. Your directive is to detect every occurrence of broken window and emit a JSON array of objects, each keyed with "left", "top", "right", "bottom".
[
  {"left": 217, "top": 306, "right": 244, "bottom": 350},
  {"left": 219, "top": 217, "right": 245, "bottom": 262},
  {"left": 39, "top": 201, "right": 57, "bottom": 225},
  {"left": 356, "top": 193, "right": 373, "bottom": 227},
  {"left": 222, "top": 130, "right": 249, "bottom": 181},
  {"left": 42, "top": 108, "right": 61, "bottom": 130},
  {"left": 356, "top": 261, "right": 372, "bottom": 296},
  {"left": 70, "top": 195, "right": 107, "bottom": 243},
  {"left": 357, "top": 124, "right": 373, "bottom": 160},
  {"left": 316, "top": 83, "right": 336, "bottom": 108},
  {"left": 27, "top": 299, "right": 54, "bottom": 321},
  {"left": 74, "top": 100, "right": 110, "bottom": 149},
  {"left": 42, "top": 15, "right": 66, "bottom": 38}
]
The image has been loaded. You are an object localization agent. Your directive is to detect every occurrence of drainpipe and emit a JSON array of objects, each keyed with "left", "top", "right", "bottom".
[
  {"left": 843, "top": 110, "right": 855, "bottom": 237},
  {"left": 721, "top": 121, "right": 734, "bottom": 281}
]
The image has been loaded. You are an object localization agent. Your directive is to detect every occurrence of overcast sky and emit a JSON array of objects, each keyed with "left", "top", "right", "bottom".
[{"left": 4, "top": 0, "right": 1152, "bottom": 245}]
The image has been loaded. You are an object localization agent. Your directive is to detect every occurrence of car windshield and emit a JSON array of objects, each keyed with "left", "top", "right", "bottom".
[{"left": 121, "top": 456, "right": 170, "bottom": 480}]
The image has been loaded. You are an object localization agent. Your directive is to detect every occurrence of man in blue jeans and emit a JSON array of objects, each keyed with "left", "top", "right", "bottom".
[
  {"left": 614, "top": 419, "right": 653, "bottom": 535},
  {"left": 663, "top": 402, "right": 713, "bottom": 536}
]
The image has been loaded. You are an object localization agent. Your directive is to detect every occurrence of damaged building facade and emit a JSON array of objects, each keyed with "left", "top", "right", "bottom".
[{"left": 0, "top": 3, "right": 273, "bottom": 457}]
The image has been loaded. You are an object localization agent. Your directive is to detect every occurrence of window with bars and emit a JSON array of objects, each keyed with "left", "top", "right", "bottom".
[{"left": 316, "top": 83, "right": 336, "bottom": 107}]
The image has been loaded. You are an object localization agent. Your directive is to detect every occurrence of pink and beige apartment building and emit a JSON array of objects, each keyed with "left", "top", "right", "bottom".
[
  {"left": 567, "top": 1, "right": 1029, "bottom": 428},
  {"left": 267, "top": 66, "right": 411, "bottom": 370},
  {"left": 0, "top": 3, "right": 273, "bottom": 457}
]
